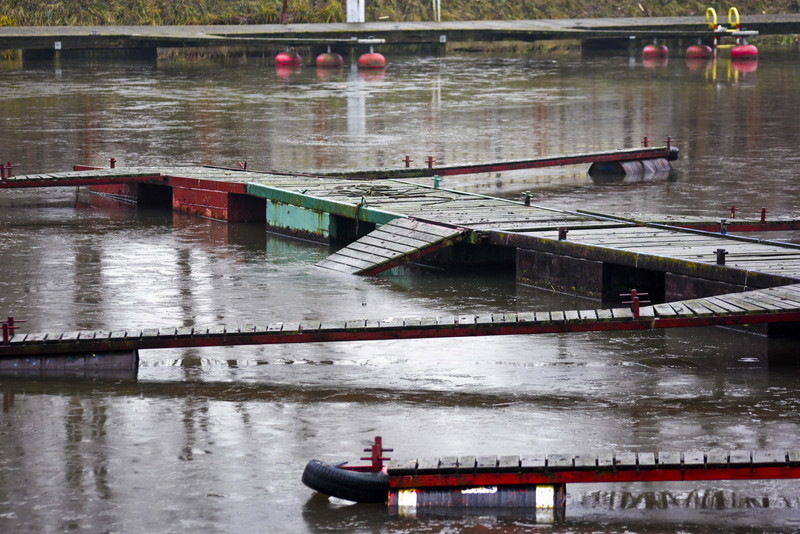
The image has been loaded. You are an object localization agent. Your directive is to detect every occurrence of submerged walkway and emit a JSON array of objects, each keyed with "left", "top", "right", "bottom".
[
  {"left": 2, "top": 158, "right": 800, "bottom": 362},
  {"left": 3, "top": 283, "right": 800, "bottom": 360}
]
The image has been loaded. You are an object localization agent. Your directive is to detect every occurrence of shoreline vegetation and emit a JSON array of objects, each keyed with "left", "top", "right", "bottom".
[{"left": 1, "top": 0, "right": 799, "bottom": 27}]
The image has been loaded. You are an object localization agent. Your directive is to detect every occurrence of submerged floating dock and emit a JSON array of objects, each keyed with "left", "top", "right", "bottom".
[
  {"left": 2, "top": 146, "right": 800, "bottom": 365},
  {"left": 2, "top": 283, "right": 800, "bottom": 363},
  {"left": 303, "top": 436, "right": 800, "bottom": 518}
]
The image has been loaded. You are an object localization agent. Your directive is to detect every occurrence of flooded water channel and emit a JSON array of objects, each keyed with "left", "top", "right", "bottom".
[{"left": 1, "top": 46, "right": 800, "bottom": 532}]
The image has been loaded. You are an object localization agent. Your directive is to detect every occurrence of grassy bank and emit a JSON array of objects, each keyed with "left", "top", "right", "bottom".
[{"left": 1, "top": 0, "right": 798, "bottom": 27}]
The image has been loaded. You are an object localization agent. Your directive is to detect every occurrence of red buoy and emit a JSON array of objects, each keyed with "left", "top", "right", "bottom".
[
  {"left": 686, "top": 44, "right": 713, "bottom": 59},
  {"left": 275, "top": 51, "right": 302, "bottom": 66},
  {"left": 358, "top": 52, "right": 386, "bottom": 69},
  {"left": 643, "top": 43, "right": 668, "bottom": 58},
  {"left": 731, "top": 44, "right": 758, "bottom": 60},
  {"left": 316, "top": 52, "right": 343, "bottom": 68}
]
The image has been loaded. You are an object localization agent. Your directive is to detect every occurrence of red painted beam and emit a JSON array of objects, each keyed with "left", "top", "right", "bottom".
[
  {"left": 389, "top": 466, "right": 800, "bottom": 488},
  {"left": 433, "top": 148, "right": 675, "bottom": 177},
  {"left": 3, "top": 311, "right": 800, "bottom": 358}
]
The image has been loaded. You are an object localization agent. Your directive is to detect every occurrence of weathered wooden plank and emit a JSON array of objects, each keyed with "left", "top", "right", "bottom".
[
  {"left": 437, "top": 456, "right": 458, "bottom": 473},
  {"left": 379, "top": 318, "right": 405, "bottom": 329},
  {"left": 653, "top": 303, "right": 678, "bottom": 318},
  {"left": 681, "top": 299, "right": 717, "bottom": 317},
  {"left": 611, "top": 307, "right": 633, "bottom": 320},
  {"left": 281, "top": 323, "right": 300, "bottom": 334},
  {"left": 344, "top": 320, "right": 366, "bottom": 330},
  {"left": 638, "top": 306, "right": 655, "bottom": 319},
  {"left": 638, "top": 452, "right": 657, "bottom": 468},
  {"left": 547, "top": 454, "right": 573, "bottom": 469},
  {"left": 498, "top": 455, "right": 520, "bottom": 472},
  {"left": 388, "top": 458, "right": 418, "bottom": 475},
  {"left": 457, "top": 456, "right": 477, "bottom": 471},
  {"left": 475, "top": 315, "right": 493, "bottom": 326},
  {"left": 597, "top": 452, "right": 614, "bottom": 469},
  {"left": 668, "top": 302, "right": 695, "bottom": 317},
  {"left": 346, "top": 241, "right": 404, "bottom": 260},
  {"left": 416, "top": 457, "right": 441, "bottom": 474},
  {"left": 658, "top": 451, "right": 682, "bottom": 468},
  {"left": 575, "top": 454, "right": 597, "bottom": 470},
  {"left": 359, "top": 235, "right": 417, "bottom": 254},
  {"left": 596, "top": 308, "right": 614, "bottom": 320},
  {"left": 683, "top": 450, "right": 705, "bottom": 467},
  {"left": 533, "top": 311, "right": 550, "bottom": 323},
  {"left": 615, "top": 452, "right": 637, "bottom": 468},
  {"left": 703, "top": 296, "right": 747, "bottom": 314},
  {"left": 748, "top": 291, "right": 800, "bottom": 310},
  {"left": 714, "top": 293, "right": 771, "bottom": 314},
  {"left": 141, "top": 328, "right": 160, "bottom": 338},
  {"left": 60, "top": 331, "right": 80, "bottom": 341},
  {"left": 300, "top": 321, "right": 321, "bottom": 333},
  {"left": 476, "top": 456, "right": 498, "bottom": 472},
  {"left": 729, "top": 450, "right": 752, "bottom": 466},
  {"left": 753, "top": 450, "right": 787, "bottom": 466},
  {"left": 706, "top": 450, "right": 729, "bottom": 468},
  {"left": 520, "top": 454, "right": 547, "bottom": 471},
  {"left": 437, "top": 316, "right": 456, "bottom": 327}
]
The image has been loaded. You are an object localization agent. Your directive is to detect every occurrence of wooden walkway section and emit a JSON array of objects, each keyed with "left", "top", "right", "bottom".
[
  {"left": 386, "top": 449, "right": 800, "bottom": 489},
  {"left": 3, "top": 164, "right": 800, "bottom": 287},
  {"left": 316, "top": 218, "right": 468, "bottom": 275},
  {"left": 3, "top": 284, "right": 800, "bottom": 360},
  {"left": 501, "top": 225, "right": 800, "bottom": 284},
  {"left": 2, "top": 16, "right": 799, "bottom": 52},
  {"left": 320, "top": 146, "right": 677, "bottom": 180}
]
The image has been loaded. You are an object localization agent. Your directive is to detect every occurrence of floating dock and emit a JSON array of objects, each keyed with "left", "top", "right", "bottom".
[
  {"left": 1, "top": 16, "right": 799, "bottom": 54},
  {"left": 302, "top": 436, "right": 800, "bottom": 519},
  {"left": 2, "top": 147, "right": 800, "bottom": 366}
]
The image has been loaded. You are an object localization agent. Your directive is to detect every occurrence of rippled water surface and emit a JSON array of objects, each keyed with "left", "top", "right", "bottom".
[{"left": 1, "top": 47, "right": 800, "bottom": 533}]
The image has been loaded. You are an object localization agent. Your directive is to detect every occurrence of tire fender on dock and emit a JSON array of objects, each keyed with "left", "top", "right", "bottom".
[{"left": 301, "top": 459, "right": 389, "bottom": 503}]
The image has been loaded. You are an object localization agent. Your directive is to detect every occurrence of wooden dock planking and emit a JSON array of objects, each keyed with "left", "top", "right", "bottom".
[
  {"left": 316, "top": 218, "right": 467, "bottom": 275},
  {"left": 387, "top": 447, "right": 800, "bottom": 488}
]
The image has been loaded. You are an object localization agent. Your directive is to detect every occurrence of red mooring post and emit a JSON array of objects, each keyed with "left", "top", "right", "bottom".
[
  {"left": 403, "top": 156, "right": 413, "bottom": 168},
  {"left": 621, "top": 290, "right": 650, "bottom": 320},
  {"left": 730, "top": 205, "right": 736, "bottom": 218},
  {"left": 361, "top": 436, "right": 393, "bottom": 472},
  {"left": 109, "top": 158, "right": 116, "bottom": 168},
  {"left": 761, "top": 207, "right": 768, "bottom": 223},
  {"left": 2, "top": 317, "right": 23, "bottom": 344},
  {"left": 642, "top": 137, "right": 649, "bottom": 147},
  {"left": 426, "top": 156, "right": 435, "bottom": 169}
]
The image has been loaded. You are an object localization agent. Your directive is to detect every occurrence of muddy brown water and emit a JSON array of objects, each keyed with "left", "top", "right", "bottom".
[{"left": 1, "top": 49, "right": 800, "bottom": 532}]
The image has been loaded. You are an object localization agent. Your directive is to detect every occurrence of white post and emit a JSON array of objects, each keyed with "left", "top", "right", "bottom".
[{"left": 347, "top": 0, "right": 365, "bottom": 23}]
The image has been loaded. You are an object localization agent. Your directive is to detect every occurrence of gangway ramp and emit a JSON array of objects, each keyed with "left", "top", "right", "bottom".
[{"left": 316, "top": 218, "right": 469, "bottom": 275}]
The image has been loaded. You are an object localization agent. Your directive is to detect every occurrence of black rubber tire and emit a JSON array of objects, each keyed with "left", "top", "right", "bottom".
[{"left": 301, "top": 459, "right": 389, "bottom": 503}]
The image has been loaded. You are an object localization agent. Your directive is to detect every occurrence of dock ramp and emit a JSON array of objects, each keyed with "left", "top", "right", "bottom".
[{"left": 316, "top": 218, "right": 468, "bottom": 275}]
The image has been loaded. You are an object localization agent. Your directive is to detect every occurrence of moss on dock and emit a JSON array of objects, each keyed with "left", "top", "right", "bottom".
[{"left": 0, "top": 0, "right": 797, "bottom": 27}]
